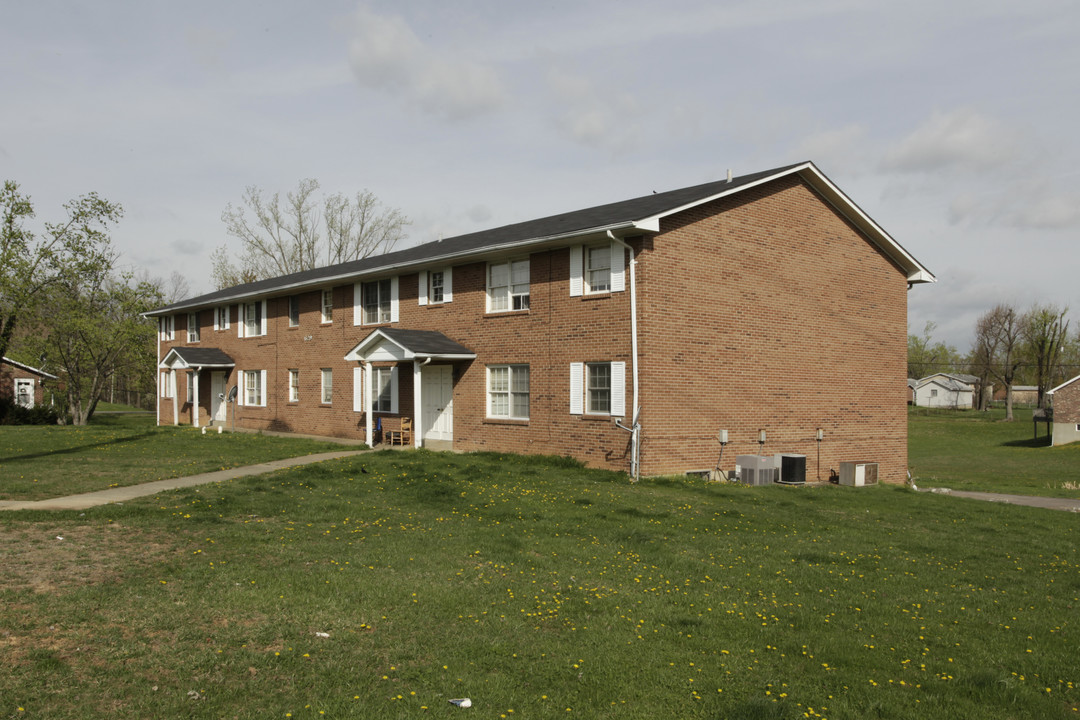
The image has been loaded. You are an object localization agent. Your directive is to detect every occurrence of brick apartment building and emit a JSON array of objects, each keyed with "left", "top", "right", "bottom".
[{"left": 147, "top": 162, "right": 934, "bottom": 481}]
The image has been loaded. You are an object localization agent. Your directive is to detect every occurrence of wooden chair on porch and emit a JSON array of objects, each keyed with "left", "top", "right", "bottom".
[{"left": 384, "top": 416, "right": 413, "bottom": 446}]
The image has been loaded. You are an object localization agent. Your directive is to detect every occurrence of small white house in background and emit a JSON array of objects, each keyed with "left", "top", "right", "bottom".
[{"left": 914, "top": 373, "right": 975, "bottom": 409}]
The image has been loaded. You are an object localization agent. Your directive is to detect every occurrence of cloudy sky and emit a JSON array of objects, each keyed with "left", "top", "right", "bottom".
[{"left": 3, "top": 0, "right": 1078, "bottom": 350}]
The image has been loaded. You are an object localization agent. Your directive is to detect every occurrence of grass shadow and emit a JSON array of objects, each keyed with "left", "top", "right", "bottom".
[{"left": 0, "top": 432, "right": 157, "bottom": 462}]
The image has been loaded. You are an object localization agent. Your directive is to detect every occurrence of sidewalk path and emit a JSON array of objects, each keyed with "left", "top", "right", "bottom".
[
  {"left": 0, "top": 450, "right": 366, "bottom": 511},
  {"left": 920, "top": 487, "right": 1080, "bottom": 512}
]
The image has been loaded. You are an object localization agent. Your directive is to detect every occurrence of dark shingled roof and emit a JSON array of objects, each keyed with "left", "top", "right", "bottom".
[
  {"left": 375, "top": 328, "right": 474, "bottom": 356},
  {"left": 148, "top": 164, "right": 803, "bottom": 315},
  {"left": 162, "top": 347, "right": 235, "bottom": 367}
]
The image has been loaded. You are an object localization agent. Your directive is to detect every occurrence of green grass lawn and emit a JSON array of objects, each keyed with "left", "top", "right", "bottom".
[
  {"left": 909, "top": 407, "right": 1080, "bottom": 498},
  {"left": 0, "top": 414, "right": 352, "bottom": 501},
  {"left": 1, "top": 448, "right": 1077, "bottom": 719}
]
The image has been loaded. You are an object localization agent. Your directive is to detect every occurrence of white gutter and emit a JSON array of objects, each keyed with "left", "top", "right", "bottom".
[{"left": 608, "top": 230, "right": 641, "bottom": 481}]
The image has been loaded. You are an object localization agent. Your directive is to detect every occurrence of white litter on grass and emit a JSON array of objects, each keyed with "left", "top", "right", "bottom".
[
  {"left": 55, "top": 536, "right": 64, "bottom": 540},
  {"left": 315, "top": 632, "right": 330, "bottom": 638},
  {"left": 449, "top": 698, "right": 472, "bottom": 708}
]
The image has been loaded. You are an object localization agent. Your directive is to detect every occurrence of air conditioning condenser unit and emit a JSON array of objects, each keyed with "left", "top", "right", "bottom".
[{"left": 839, "top": 462, "right": 878, "bottom": 487}]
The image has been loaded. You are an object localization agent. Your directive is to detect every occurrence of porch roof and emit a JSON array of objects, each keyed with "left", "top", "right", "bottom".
[
  {"left": 159, "top": 347, "right": 236, "bottom": 370},
  {"left": 344, "top": 328, "right": 476, "bottom": 363}
]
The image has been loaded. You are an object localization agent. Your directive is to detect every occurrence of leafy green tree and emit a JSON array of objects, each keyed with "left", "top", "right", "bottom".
[
  {"left": 907, "top": 321, "right": 962, "bottom": 378},
  {"left": 0, "top": 181, "right": 121, "bottom": 362},
  {"left": 1020, "top": 304, "right": 1070, "bottom": 407},
  {"left": 28, "top": 267, "right": 161, "bottom": 425}
]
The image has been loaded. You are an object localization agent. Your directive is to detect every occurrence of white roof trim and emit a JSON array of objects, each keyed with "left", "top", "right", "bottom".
[
  {"left": 633, "top": 162, "right": 935, "bottom": 285},
  {"left": 344, "top": 329, "right": 477, "bottom": 363},
  {"left": 158, "top": 348, "right": 236, "bottom": 370},
  {"left": 1048, "top": 374, "right": 1080, "bottom": 395},
  {"left": 1, "top": 356, "right": 58, "bottom": 379}
]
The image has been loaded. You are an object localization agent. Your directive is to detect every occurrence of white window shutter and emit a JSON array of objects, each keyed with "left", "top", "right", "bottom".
[
  {"left": 237, "top": 370, "right": 244, "bottom": 406},
  {"left": 443, "top": 267, "right": 453, "bottom": 302},
  {"left": 389, "top": 366, "right": 399, "bottom": 413},
  {"left": 610, "top": 361, "right": 626, "bottom": 417},
  {"left": 569, "top": 362, "right": 583, "bottom": 415},
  {"left": 238, "top": 307, "right": 244, "bottom": 338},
  {"left": 569, "top": 245, "right": 583, "bottom": 297},
  {"left": 353, "top": 366, "right": 364, "bottom": 412},
  {"left": 418, "top": 271, "right": 428, "bottom": 306},
  {"left": 610, "top": 241, "right": 625, "bottom": 293},
  {"left": 390, "top": 276, "right": 399, "bottom": 323},
  {"left": 259, "top": 300, "right": 268, "bottom": 336},
  {"left": 260, "top": 370, "right": 267, "bottom": 406}
]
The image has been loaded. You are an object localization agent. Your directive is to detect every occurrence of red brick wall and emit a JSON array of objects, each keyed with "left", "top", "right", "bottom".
[
  {"left": 635, "top": 176, "right": 909, "bottom": 482},
  {"left": 1, "top": 364, "right": 47, "bottom": 406},
  {"left": 157, "top": 174, "right": 912, "bottom": 481},
  {"left": 1053, "top": 380, "right": 1080, "bottom": 423}
]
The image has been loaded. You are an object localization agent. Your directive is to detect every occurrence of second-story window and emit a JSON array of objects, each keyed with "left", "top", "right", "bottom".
[
  {"left": 363, "top": 279, "right": 392, "bottom": 324},
  {"left": 321, "top": 289, "right": 333, "bottom": 323},
  {"left": 187, "top": 312, "right": 200, "bottom": 342},
  {"left": 586, "top": 245, "right": 611, "bottom": 293},
  {"left": 430, "top": 271, "right": 444, "bottom": 304},
  {"left": 487, "top": 259, "right": 529, "bottom": 312},
  {"left": 241, "top": 300, "right": 266, "bottom": 337},
  {"left": 288, "top": 296, "right": 300, "bottom": 327}
]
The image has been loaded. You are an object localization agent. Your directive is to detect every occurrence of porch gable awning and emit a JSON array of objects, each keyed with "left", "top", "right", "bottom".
[
  {"left": 159, "top": 347, "right": 236, "bottom": 370},
  {"left": 344, "top": 328, "right": 476, "bottom": 363}
]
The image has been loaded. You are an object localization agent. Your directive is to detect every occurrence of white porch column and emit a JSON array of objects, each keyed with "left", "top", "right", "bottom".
[
  {"left": 192, "top": 370, "right": 200, "bottom": 428},
  {"left": 413, "top": 360, "right": 423, "bottom": 448},
  {"left": 171, "top": 369, "right": 179, "bottom": 426},
  {"left": 364, "top": 362, "right": 373, "bottom": 446}
]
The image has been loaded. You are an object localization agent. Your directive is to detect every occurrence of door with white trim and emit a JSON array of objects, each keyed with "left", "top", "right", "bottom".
[
  {"left": 210, "top": 372, "right": 228, "bottom": 424},
  {"left": 421, "top": 365, "right": 453, "bottom": 444},
  {"left": 14, "top": 379, "right": 34, "bottom": 408}
]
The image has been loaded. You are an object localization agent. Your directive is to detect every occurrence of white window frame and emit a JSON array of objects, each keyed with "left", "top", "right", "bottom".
[
  {"left": 321, "top": 368, "right": 333, "bottom": 404},
  {"left": 160, "top": 371, "right": 175, "bottom": 398},
  {"left": 487, "top": 259, "right": 529, "bottom": 312},
  {"left": 288, "top": 369, "right": 299, "bottom": 403},
  {"left": 370, "top": 366, "right": 398, "bottom": 413},
  {"left": 569, "top": 361, "right": 625, "bottom": 417},
  {"left": 239, "top": 300, "right": 267, "bottom": 338},
  {"left": 288, "top": 296, "right": 300, "bottom": 327},
  {"left": 487, "top": 365, "right": 530, "bottom": 420},
  {"left": 187, "top": 312, "right": 200, "bottom": 343},
  {"left": 419, "top": 268, "right": 453, "bottom": 306},
  {"left": 321, "top": 289, "right": 333, "bottom": 324},
  {"left": 159, "top": 315, "right": 175, "bottom": 341},
  {"left": 214, "top": 305, "right": 230, "bottom": 331},
  {"left": 585, "top": 245, "right": 611, "bottom": 294},
  {"left": 240, "top": 369, "right": 266, "bottom": 407},
  {"left": 356, "top": 277, "right": 399, "bottom": 326},
  {"left": 570, "top": 242, "right": 625, "bottom": 297}
]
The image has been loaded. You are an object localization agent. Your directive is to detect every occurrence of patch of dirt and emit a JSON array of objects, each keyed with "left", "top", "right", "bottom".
[{"left": 0, "top": 522, "right": 180, "bottom": 594}]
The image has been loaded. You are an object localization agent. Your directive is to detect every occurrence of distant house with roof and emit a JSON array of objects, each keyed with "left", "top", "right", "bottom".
[
  {"left": 1, "top": 357, "right": 57, "bottom": 409},
  {"left": 914, "top": 373, "right": 976, "bottom": 409},
  {"left": 145, "top": 162, "right": 934, "bottom": 482},
  {"left": 993, "top": 385, "right": 1039, "bottom": 405},
  {"left": 1047, "top": 376, "right": 1080, "bottom": 446}
]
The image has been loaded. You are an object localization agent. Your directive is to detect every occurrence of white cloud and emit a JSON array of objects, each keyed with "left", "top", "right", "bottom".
[
  {"left": 347, "top": 5, "right": 506, "bottom": 120},
  {"left": 880, "top": 107, "right": 1021, "bottom": 174}
]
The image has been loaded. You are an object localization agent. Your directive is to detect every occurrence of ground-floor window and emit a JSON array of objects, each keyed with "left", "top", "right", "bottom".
[
  {"left": 586, "top": 363, "right": 610, "bottom": 414},
  {"left": 186, "top": 370, "right": 195, "bottom": 404},
  {"left": 371, "top": 366, "right": 394, "bottom": 413},
  {"left": 321, "top": 368, "right": 333, "bottom": 404},
  {"left": 488, "top": 365, "right": 529, "bottom": 419},
  {"left": 245, "top": 370, "right": 264, "bottom": 406},
  {"left": 288, "top": 369, "right": 299, "bottom": 402}
]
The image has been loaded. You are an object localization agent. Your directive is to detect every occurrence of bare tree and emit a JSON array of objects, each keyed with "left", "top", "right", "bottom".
[
  {"left": 1021, "top": 304, "right": 1069, "bottom": 408},
  {"left": 216, "top": 179, "right": 409, "bottom": 287},
  {"left": 973, "top": 303, "right": 1025, "bottom": 421}
]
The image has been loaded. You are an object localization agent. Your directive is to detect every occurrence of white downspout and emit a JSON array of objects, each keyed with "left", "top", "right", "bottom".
[
  {"left": 363, "top": 361, "right": 373, "bottom": 446},
  {"left": 607, "top": 231, "right": 641, "bottom": 481}
]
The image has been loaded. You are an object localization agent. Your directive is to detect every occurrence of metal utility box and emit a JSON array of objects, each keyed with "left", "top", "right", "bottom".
[
  {"left": 777, "top": 454, "right": 807, "bottom": 484},
  {"left": 735, "top": 455, "right": 777, "bottom": 486},
  {"left": 839, "top": 462, "right": 878, "bottom": 487}
]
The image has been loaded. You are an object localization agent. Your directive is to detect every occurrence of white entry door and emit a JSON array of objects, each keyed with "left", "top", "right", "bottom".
[
  {"left": 14, "top": 379, "right": 34, "bottom": 408},
  {"left": 210, "top": 372, "right": 228, "bottom": 424},
  {"left": 421, "top": 365, "right": 453, "bottom": 444}
]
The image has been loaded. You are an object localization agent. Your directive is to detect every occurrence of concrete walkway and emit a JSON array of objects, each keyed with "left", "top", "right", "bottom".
[
  {"left": 0, "top": 450, "right": 366, "bottom": 511},
  {"left": 920, "top": 487, "right": 1080, "bottom": 512}
]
